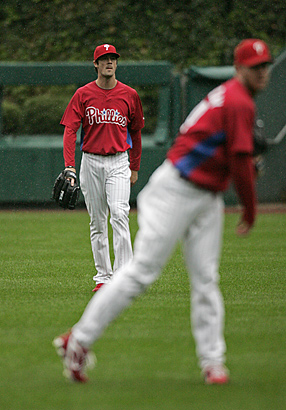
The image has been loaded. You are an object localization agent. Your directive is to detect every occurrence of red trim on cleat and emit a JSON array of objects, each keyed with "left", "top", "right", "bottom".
[
  {"left": 53, "top": 332, "right": 95, "bottom": 383},
  {"left": 92, "top": 283, "right": 105, "bottom": 292},
  {"left": 203, "top": 365, "right": 229, "bottom": 385}
]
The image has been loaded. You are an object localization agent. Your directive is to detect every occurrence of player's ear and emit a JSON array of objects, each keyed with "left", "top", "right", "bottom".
[{"left": 93, "top": 60, "right": 98, "bottom": 73}]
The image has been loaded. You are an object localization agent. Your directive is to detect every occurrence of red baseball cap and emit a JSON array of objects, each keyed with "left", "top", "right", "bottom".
[
  {"left": 234, "top": 39, "right": 272, "bottom": 67},
  {"left": 93, "top": 44, "right": 120, "bottom": 61}
]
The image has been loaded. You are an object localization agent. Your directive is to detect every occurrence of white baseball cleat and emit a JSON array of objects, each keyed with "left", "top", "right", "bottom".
[{"left": 53, "top": 331, "right": 96, "bottom": 383}]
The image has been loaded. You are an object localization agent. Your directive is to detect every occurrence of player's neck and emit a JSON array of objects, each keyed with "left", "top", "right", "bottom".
[
  {"left": 236, "top": 75, "right": 256, "bottom": 98},
  {"left": 96, "top": 76, "right": 117, "bottom": 90}
]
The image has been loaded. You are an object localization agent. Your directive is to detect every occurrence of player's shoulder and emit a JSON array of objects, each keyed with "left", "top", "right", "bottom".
[
  {"left": 77, "top": 81, "right": 96, "bottom": 93},
  {"left": 72, "top": 81, "right": 98, "bottom": 102},
  {"left": 224, "top": 78, "right": 250, "bottom": 99},
  {"left": 224, "top": 78, "right": 254, "bottom": 109},
  {"left": 116, "top": 81, "right": 139, "bottom": 95}
]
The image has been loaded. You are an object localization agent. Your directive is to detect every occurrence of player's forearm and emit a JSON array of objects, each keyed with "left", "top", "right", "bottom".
[
  {"left": 230, "top": 153, "right": 256, "bottom": 227},
  {"left": 129, "top": 129, "right": 142, "bottom": 171},
  {"left": 63, "top": 126, "right": 77, "bottom": 168}
]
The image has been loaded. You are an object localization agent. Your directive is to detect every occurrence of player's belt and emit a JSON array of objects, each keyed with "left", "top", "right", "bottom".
[
  {"left": 179, "top": 173, "right": 216, "bottom": 194},
  {"left": 84, "top": 151, "right": 124, "bottom": 157}
]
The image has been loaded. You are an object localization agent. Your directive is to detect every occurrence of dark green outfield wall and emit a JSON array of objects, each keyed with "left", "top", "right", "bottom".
[
  {"left": 0, "top": 53, "right": 285, "bottom": 206},
  {"left": 0, "top": 61, "right": 178, "bottom": 205},
  {"left": 0, "top": 136, "right": 169, "bottom": 205}
]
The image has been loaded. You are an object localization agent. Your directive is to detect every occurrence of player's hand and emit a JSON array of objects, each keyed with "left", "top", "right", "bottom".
[
  {"left": 236, "top": 220, "right": 252, "bottom": 237},
  {"left": 130, "top": 170, "right": 138, "bottom": 186},
  {"left": 253, "top": 155, "right": 265, "bottom": 178},
  {"left": 65, "top": 167, "right": 76, "bottom": 187}
]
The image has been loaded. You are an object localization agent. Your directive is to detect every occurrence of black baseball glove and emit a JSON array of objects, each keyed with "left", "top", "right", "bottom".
[
  {"left": 253, "top": 119, "right": 268, "bottom": 157},
  {"left": 52, "top": 169, "right": 80, "bottom": 210}
]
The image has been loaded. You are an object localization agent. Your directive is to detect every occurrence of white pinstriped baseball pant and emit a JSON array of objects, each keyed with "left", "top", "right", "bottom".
[
  {"left": 80, "top": 151, "right": 132, "bottom": 284},
  {"left": 74, "top": 159, "right": 226, "bottom": 369}
]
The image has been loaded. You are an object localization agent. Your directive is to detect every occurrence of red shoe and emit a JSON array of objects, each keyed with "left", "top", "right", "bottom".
[
  {"left": 53, "top": 332, "right": 95, "bottom": 383},
  {"left": 92, "top": 283, "right": 105, "bottom": 292},
  {"left": 203, "top": 364, "right": 229, "bottom": 385}
]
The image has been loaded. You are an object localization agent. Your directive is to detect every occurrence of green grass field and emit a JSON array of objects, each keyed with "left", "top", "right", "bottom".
[{"left": 0, "top": 208, "right": 285, "bottom": 410}]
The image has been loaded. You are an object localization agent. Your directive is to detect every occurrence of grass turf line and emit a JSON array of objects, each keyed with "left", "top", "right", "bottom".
[{"left": 0, "top": 210, "right": 285, "bottom": 410}]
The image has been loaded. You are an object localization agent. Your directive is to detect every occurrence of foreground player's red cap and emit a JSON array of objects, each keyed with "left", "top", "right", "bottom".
[
  {"left": 234, "top": 39, "right": 272, "bottom": 67},
  {"left": 93, "top": 44, "right": 120, "bottom": 61}
]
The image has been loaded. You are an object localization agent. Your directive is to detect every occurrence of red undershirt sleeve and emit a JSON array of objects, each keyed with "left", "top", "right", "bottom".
[
  {"left": 63, "top": 126, "right": 77, "bottom": 168},
  {"left": 129, "top": 129, "right": 142, "bottom": 171},
  {"left": 229, "top": 153, "right": 256, "bottom": 227}
]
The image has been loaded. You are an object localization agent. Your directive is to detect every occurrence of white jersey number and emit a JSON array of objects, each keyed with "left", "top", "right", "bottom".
[{"left": 180, "top": 85, "right": 225, "bottom": 134}]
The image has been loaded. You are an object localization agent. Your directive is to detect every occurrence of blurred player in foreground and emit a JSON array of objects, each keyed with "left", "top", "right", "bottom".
[
  {"left": 61, "top": 44, "right": 144, "bottom": 291},
  {"left": 54, "top": 39, "right": 272, "bottom": 384}
]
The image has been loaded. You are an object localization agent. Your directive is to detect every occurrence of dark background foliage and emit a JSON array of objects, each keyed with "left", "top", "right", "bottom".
[
  {"left": 1, "top": 0, "right": 285, "bottom": 65},
  {"left": 0, "top": 0, "right": 285, "bottom": 135}
]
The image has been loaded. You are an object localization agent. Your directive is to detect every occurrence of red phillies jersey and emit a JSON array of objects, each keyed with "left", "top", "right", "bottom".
[
  {"left": 167, "top": 78, "right": 255, "bottom": 192},
  {"left": 61, "top": 80, "right": 144, "bottom": 168}
]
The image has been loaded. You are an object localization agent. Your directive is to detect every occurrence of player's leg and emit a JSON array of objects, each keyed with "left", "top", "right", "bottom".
[
  {"left": 72, "top": 160, "right": 193, "bottom": 347},
  {"left": 182, "top": 194, "right": 226, "bottom": 370},
  {"left": 80, "top": 153, "right": 113, "bottom": 283},
  {"left": 106, "top": 152, "right": 133, "bottom": 274}
]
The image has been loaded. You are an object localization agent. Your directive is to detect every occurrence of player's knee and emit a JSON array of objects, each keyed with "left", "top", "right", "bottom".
[
  {"left": 131, "top": 259, "right": 161, "bottom": 288},
  {"left": 110, "top": 204, "right": 129, "bottom": 223},
  {"left": 90, "top": 219, "right": 105, "bottom": 234},
  {"left": 117, "top": 258, "right": 160, "bottom": 289}
]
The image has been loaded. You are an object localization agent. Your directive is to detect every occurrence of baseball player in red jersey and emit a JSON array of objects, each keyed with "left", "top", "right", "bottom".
[
  {"left": 61, "top": 44, "right": 144, "bottom": 291},
  {"left": 54, "top": 39, "right": 272, "bottom": 384}
]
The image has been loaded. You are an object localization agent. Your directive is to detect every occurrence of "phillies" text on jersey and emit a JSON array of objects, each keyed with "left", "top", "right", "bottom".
[{"left": 85, "top": 107, "right": 127, "bottom": 127}]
